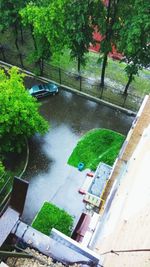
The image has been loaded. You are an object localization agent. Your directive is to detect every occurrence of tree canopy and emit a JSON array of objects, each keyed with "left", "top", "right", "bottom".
[
  {"left": 0, "top": 161, "right": 5, "bottom": 177},
  {"left": 117, "top": 0, "right": 150, "bottom": 94},
  {"left": 1, "top": 0, "right": 149, "bottom": 93},
  {"left": 20, "top": 0, "right": 67, "bottom": 54},
  {"left": 0, "top": 67, "right": 48, "bottom": 157},
  {"left": 0, "top": 0, "right": 26, "bottom": 31},
  {"left": 64, "top": 0, "right": 103, "bottom": 73}
]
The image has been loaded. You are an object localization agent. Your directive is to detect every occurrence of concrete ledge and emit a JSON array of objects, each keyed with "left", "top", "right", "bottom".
[
  {"left": 51, "top": 228, "right": 101, "bottom": 263},
  {"left": 0, "top": 207, "right": 19, "bottom": 246},
  {"left": 12, "top": 222, "right": 102, "bottom": 265}
]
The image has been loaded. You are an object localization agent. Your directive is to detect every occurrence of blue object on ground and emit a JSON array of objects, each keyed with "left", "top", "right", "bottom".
[{"left": 78, "top": 162, "right": 84, "bottom": 171}]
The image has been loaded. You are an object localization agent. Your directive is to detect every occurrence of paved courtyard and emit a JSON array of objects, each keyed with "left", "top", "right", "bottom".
[{"left": 22, "top": 82, "right": 134, "bottom": 226}]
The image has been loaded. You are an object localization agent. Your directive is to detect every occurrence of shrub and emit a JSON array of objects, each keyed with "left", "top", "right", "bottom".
[
  {"left": 32, "top": 202, "right": 74, "bottom": 236},
  {"left": 0, "top": 67, "right": 48, "bottom": 157},
  {"left": 0, "top": 161, "right": 5, "bottom": 177}
]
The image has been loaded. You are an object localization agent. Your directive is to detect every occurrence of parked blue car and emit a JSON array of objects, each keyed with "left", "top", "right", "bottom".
[{"left": 29, "top": 82, "right": 59, "bottom": 99}]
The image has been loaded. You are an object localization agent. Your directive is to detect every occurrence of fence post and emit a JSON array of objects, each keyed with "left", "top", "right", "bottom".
[
  {"left": 122, "top": 93, "right": 128, "bottom": 107},
  {"left": 59, "top": 68, "right": 62, "bottom": 84},
  {"left": 79, "top": 75, "right": 82, "bottom": 91},
  {"left": 99, "top": 83, "right": 104, "bottom": 99}
]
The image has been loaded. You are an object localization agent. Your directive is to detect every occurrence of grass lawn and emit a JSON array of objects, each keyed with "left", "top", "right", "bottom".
[
  {"left": 32, "top": 202, "right": 74, "bottom": 237},
  {"left": 52, "top": 50, "right": 150, "bottom": 97},
  {"left": 68, "top": 128, "right": 125, "bottom": 171}
]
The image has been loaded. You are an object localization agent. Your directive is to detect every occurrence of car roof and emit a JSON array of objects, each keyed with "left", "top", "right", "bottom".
[
  {"left": 32, "top": 84, "right": 44, "bottom": 92},
  {"left": 31, "top": 83, "right": 57, "bottom": 93}
]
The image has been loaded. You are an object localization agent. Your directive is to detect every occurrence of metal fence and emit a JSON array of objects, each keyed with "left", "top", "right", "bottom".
[
  {"left": 0, "top": 173, "right": 13, "bottom": 215},
  {"left": 0, "top": 46, "right": 143, "bottom": 111}
]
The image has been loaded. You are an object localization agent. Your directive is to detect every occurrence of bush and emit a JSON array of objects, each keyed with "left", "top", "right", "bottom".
[
  {"left": 68, "top": 128, "right": 125, "bottom": 170},
  {"left": 32, "top": 202, "right": 74, "bottom": 236},
  {"left": 0, "top": 161, "right": 5, "bottom": 177},
  {"left": 0, "top": 67, "right": 48, "bottom": 157}
]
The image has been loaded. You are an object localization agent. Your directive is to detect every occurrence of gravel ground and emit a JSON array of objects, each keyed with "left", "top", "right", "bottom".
[{"left": 6, "top": 248, "right": 80, "bottom": 267}]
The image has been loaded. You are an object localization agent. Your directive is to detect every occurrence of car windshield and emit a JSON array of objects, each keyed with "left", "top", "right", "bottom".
[
  {"left": 32, "top": 85, "right": 43, "bottom": 92},
  {"left": 47, "top": 84, "right": 56, "bottom": 91},
  {"left": 43, "top": 84, "right": 49, "bottom": 90},
  {"left": 39, "top": 85, "right": 43, "bottom": 90}
]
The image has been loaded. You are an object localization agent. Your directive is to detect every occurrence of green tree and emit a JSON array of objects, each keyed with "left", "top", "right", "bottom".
[
  {"left": 0, "top": 161, "right": 5, "bottom": 177},
  {"left": 20, "top": 0, "right": 66, "bottom": 73},
  {"left": 20, "top": 0, "right": 66, "bottom": 52},
  {"left": 0, "top": 67, "right": 48, "bottom": 157},
  {"left": 0, "top": 0, "right": 29, "bottom": 48},
  {"left": 31, "top": 35, "right": 52, "bottom": 76},
  {"left": 98, "top": 0, "right": 121, "bottom": 87},
  {"left": 118, "top": 0, "right": 150, "bottom": 94},
  {"left": 64, "top": 0, "right": 103, "bottom": 73}
]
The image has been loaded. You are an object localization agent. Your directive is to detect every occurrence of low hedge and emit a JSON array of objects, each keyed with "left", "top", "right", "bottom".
[
  {"left": 32, "top": 202, "right": 73, "bottom": 237},
  {"left": 68, "top": 128, "right": 125, "bottom": 170}
]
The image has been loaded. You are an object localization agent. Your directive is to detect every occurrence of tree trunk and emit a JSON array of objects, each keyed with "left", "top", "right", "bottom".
[
  {"left": 100, "top": 0, "right": 111, "bottom": 88},
  {"left": 20, "top": 25, "right": 24, "bottom": 45},
  {"left": 40, "top": 58, "right": 44, "bottom": 76},
  {"left": 14, "top": 24, "right": 19, "bottom": 51},
  {"left": 123, "top": 73, "right": 133, "bottom": 95},
  {"left": 19, "top": 53, "right": 24, "bottom": 68},
  {"left": 30, "top": 25, "right": 37, "bottom": 50},
  {"left": 0, "top": 46, "right": 6, "bottom": 61},
  {"left": 100, "top": 0, "right": 120, "bottom": 88},
  {"left": 37, "top": 59, "right": 41, "bottom": 75},
  {"left": 77, "top": 57, "right": 81, "bottom": 73},
  {"left": 100, "top": 53, "right": 108, "bottom": 87}
]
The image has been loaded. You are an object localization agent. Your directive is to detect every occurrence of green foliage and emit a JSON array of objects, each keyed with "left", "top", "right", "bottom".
[
  {"left": 96, "top": 0, "right": 122, "bottom": 86},
  {"left": 1, "top": 0, "right": 150, "bottom": 96},
  {"left": 124, "top": 64, "right": 139, "bottom": 78},
  {"left": 0, "top": 161, "right": 5, "bottom": 177},
  {"left": 64, "top": 0, "right": 102, "bottom": 72},
  {"left": 0, "top": 162, "right": 11, "bottom": 202},
  {"left": 119, "top": 0, "right": 150, "bottom": 62},
  {"left": 20, "top": 0, "right": 67, "bottom": 54},
  {"left": 27, "top": 34, "right": 52, "bottom": 75},
  {"left": 0, "top": 67, "right": 48, "bottom": 157},
  {"left": 117, "top": 0, "right": 150, "bottom": 92},
  {"left": 20, "top": 3, "right": 53, "bottom": 73},
  {"left": 0, "top": 0, "right": 27, "bottom": 31},
  {"left": 20, "top": 0, "right": 103, "bottom": 73},
  {"left": 98, "top": 0, "right": 119, "bottom": 54},
  {"left": 32, "top": 202, "right": 74, "bottom": 236},
  {"left": 68, "top": 128, "right": 125, "bottom": 171}
]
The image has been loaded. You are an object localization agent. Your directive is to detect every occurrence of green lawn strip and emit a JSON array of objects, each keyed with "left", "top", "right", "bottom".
[
  {"left": 32, "top": 202, "right": 74, "bottom": 237},
  {"left": 52, "top": 51, "right": 150, "bottom": 97},
  {"left": 68, "top": 128, "right": 125, "bottom": 171}
]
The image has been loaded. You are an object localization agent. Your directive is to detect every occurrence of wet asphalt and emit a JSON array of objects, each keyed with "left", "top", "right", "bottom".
[{"left": 22, "top": 78, "right": 134, "bottom": 225}]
